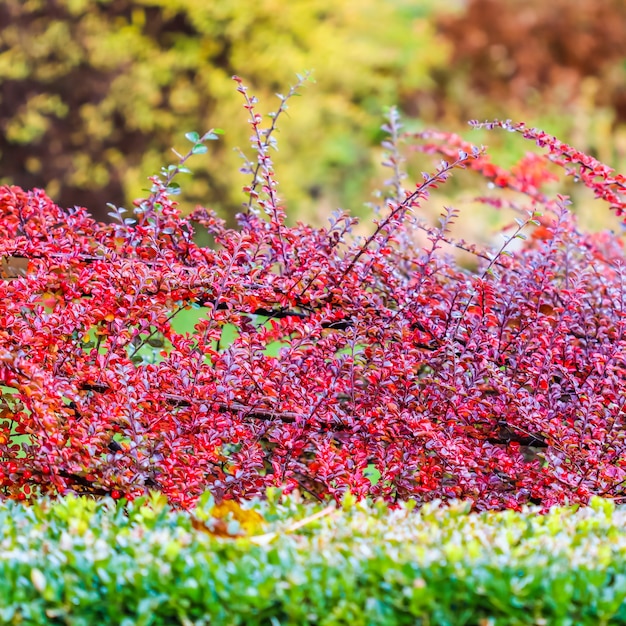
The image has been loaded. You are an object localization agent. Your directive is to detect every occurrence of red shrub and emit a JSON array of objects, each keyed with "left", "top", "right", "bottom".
[{"left": 1, "top": 81, "right": 626, "bottom": 509}]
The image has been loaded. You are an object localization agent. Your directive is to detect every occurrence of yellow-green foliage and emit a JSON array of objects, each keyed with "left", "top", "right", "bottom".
[{"left": 0, "top": 0, "right": 450, "bottom": 222}]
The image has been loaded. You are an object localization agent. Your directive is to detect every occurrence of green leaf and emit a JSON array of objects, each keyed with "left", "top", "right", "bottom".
[{"left": 202, "top": 129, "right": 224, "bottom": 140}]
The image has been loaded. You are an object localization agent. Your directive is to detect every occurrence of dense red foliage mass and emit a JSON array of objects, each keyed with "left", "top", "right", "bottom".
[{"left": 1, "top": 83, "right": 626, "bottom": 509}]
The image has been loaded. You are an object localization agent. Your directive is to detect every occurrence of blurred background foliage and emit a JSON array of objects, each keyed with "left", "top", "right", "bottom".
[
  {"left": 413, "top": 0, "right": 626, "bottom": 240},
  {"left": 1, "top": 0, "right": 626, "bottom": 232},
  {"left": 0, "top": 0, "right": 450, "bottom": 223},
  {"left": 431, "top": 0, "right": 626, "bottom": 176}
]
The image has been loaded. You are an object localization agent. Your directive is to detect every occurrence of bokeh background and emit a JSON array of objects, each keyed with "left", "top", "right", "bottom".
[{"left": 1, "top": 0, "right": 626, "bottom": 238}]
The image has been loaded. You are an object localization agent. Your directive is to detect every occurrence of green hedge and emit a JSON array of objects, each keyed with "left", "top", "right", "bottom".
[{"left": 1, "top": 493, "right": 625, "bottom": 625}]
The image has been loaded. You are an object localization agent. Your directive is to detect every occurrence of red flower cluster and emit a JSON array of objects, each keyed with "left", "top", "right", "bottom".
[{"left": 1, "top": 84, "right": 626, "bottom": 510}]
